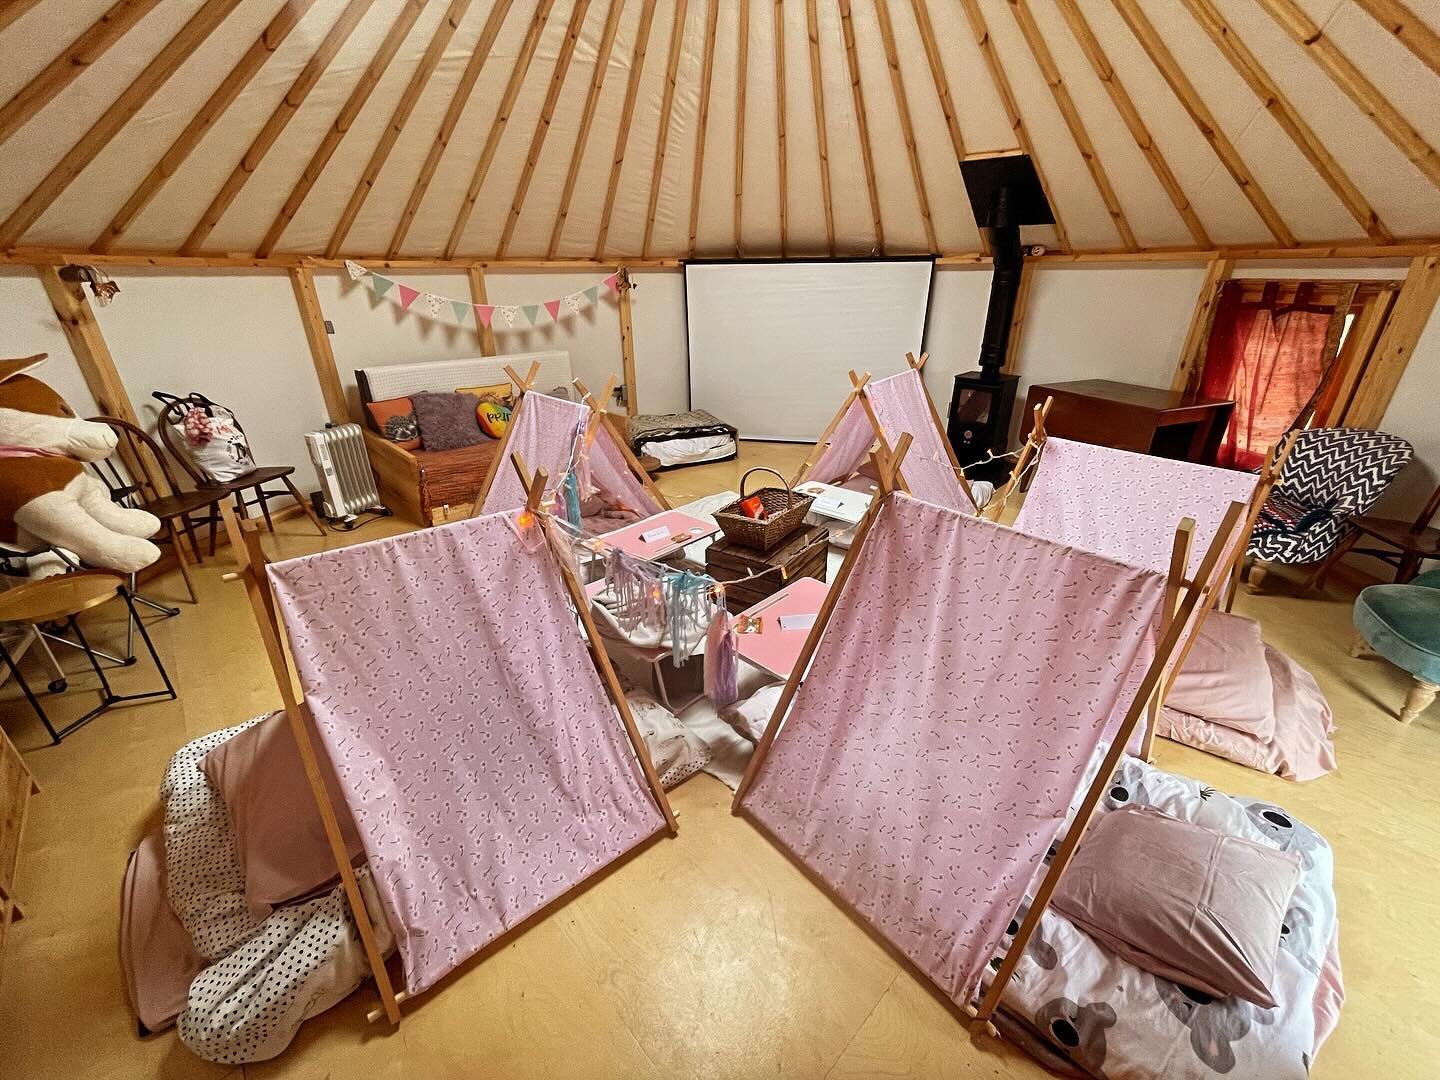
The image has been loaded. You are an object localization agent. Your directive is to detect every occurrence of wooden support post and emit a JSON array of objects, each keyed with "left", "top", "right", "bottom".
[
  {"left": 1142, "top": 517, "right": 1195, "bottom": 761},
  {"left": 1343, "top": 254, "right": 1440, "bottom": 427},
  {"left": 467, "top": 266, "right": 498, "bottom": 356},
  {"left": 1003, "top": 260, "right": 1035, "bottom": 374},
  {"left": 38, "top": 266, "right": 164, "bottom": 495},
  {"left": 290, "top": 267, "right": 350, "bottom": 424},
  {"left": 617, "top": 267, "right": 638, "bottom": 414},
  {"left": 1169, "top": 258, "right": 1232, "bottom": 394}
]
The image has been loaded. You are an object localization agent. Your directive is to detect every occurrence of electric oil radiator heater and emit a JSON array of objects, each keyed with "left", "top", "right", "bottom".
[{"left": 304, "top": 424, "right": 391, "bottom": 530}]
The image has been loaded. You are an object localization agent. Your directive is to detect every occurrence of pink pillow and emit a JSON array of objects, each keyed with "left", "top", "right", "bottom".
[
  {"left": 1166, "top": 610, "right": 1275, "bottom": 738},
  {"left": 1053, "top": 805, "right": 1300, "bottom": 1007},
  {"left": 120, "top": 827, "right": 206, "bottom": 1033},
  {"left": 200, "top": 712, "right": 367, "bottom": 916}
]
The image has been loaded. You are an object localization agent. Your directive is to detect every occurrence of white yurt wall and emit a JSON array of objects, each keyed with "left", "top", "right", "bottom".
[{"left": 0, "top": 267, "right": 98, "bottom": 417}]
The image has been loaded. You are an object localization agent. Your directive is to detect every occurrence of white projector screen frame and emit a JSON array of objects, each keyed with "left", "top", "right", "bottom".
[{"left": 685, "top": 260, "right": 934, "bottom": 441}]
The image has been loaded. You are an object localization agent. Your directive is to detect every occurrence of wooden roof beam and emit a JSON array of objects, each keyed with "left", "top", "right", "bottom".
[
  {"left": 956, "top": 0, "right": 1071, "bottom": 252},
  {"left": 1257, "top": 0, "right": 1440, "bottom": 188},
  {"left": 327, "top": 0, "right": 472, "bottom": 259},
  {"left": 389, "top": 0, "right": 513, "bottom": 257},
  {"left": 1182, "top": 0, "right": 1390, "bottom": 241},
  {"left": 838, "top": 0, "right": 884, "bottom": 252},
  {"left": 804, "top": 0, "right": 834, "bottom": 255},
  {"left": 1110, "top": 0, "right": 1297, "bottom": 247},
  {"left": 773, "top": 0, "right": 786, "bottom": 255},
  {"left": 0, "top": 0, "right": 242, "bottom": 250},
  {"left": 1353, "top": 0, "right": 1440, "bottom": 78},
  {"left": 1008, "top": 0, "right": 1136, "bottom": 251},
  {"left": 258, "top": 0, "right": 425, "bottom": 258},
  {"left": 0, "top": 1, "right": 42, "bottom": 35},
  {"left": 685, "top": 0, "right": 720, "bottom": 254},
  {"left": 0, "top": 0, "right": 161, "bottom": 147},
  {"left": 497, "top": 0, "right": 593, "bottom": 258},
  {"left": 594, "top": 0, "right": 657, "bottom": 260},
  {"left": 734, "top": 0, "right": 749, "bottom": 255},
  {"left": 640, "top": 0, "right": 687, "bottom": 258},
  {"left": 874, "top": 0, "right": 938, "bottom": 252},
  {"left": 1054, "top": 0, "right": 1209, "bottom": 249},
  {"left": 96, "top": 0, "right": 318, "bottom": 254},
  {"left": 445, "top": 0, "right": 557, "bottom": 258},
  {"left": 549, "top": 0, "right": 626, "bottom": 258},
  {"left": 181, "top": 0, "right": 376, "bottom": 256}
]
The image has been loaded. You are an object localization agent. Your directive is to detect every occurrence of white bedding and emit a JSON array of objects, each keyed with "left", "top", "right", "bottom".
[
  {"left": 985, "top": 756, "right": 1342, "bottom": 1079},
  {"left": 640, "top": 433, "right": 736, "bottom": 467}
]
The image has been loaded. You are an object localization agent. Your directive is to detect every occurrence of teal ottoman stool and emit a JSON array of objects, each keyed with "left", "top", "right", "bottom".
[{"left": 1352, "top": 567, "right": 1440, "bottom": 724}]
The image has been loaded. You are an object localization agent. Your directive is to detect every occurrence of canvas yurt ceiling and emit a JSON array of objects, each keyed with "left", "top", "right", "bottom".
[{"left": 1, "top": 0, "right": 1437, "bottom": 262}]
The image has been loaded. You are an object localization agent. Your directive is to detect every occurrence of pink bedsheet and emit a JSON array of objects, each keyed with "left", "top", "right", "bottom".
[
  {"left": 480, "top": 392, "right": 589, "bottom": 515},
  {"left": 740, "top": 495, "right": 1166, "bottom": 1006},
  {"left": 1013, "top": 437, "right": 1258, "bottom": 579},
  {"left": 866, "top": 370, "right": 972, "bottom": 511},
  {"left": 267, "top": 513, "right": 667, "bottom": 995}
]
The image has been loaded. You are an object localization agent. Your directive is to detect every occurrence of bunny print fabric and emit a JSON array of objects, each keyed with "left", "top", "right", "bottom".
[
  {"left": 866, "top": 370, "right": 972, "bottom": 512},
  {"left": 267, "top": 513, "right": 666, "bottom": 995},
  {"left": 740, "top": 495, "right": 1166, "bottom": 1006}
]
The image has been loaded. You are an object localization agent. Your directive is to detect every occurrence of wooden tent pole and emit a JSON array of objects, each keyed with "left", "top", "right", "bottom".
[
  {"left": 983, "top": 396, "right": 1051, "bottom": 521},
  {"left": 798, "top": 384, "right": 863, "bottom": 483},
  {"left": 470, "top": 367, "right": 540, "bottom": 514},
  {"left": 850, "top": 370, "right": 907, "bottom": 496},
  {"left": 1140, "top": 517, "right": 1195, "bottom": 761},
  {"left": 976, "top": 500, "right": 1248, "bottom": 1023},
  {"left": 575, "top": 374, "right": 671, "bottom": 511},
  {"left": 219, "top": 503, "right": 402, "bottom": 1026},
  {"left": 901, "top": 359, "right": 979, "bottom": 512}
]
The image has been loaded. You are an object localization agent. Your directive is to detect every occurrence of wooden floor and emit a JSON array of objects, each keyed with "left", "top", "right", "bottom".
[{"left": 2, "top": 440, "right": 1437, "bottom": 1079}]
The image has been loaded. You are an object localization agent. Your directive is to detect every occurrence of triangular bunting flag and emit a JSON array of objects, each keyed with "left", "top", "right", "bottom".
[
  {"left": 498, "top": 305, "right": 520, "bottom": 328},
  {"left": 423, "top": 293, "right": 447, "bottom": 318},
  {"left": 544, "top": 299, "right": 562, "bottom": 322},
  {"left": 344, "top": 260, "right": 368, "bottom": 281},
  {"left": 397, "top": 284, "right": 420, "bottom": 310},
  {"left": 451, "top": 300, "right": 471, "bottom": 324},
  {"left": 371, "top": 274, "right": 395, "bottom": 299},
  {"left": 563, "top": 291, "right": 586, "bottom": 314},
  {"left": 475, "top": 304, "right": 495, "bottom": 327},
  {"left": 522, "top": 304, "right": 540, "bottom": 326},
  {"left": 603, "top": 272, "right": 620, "bottom": 295},
  {"left": 583, "top": 285, "right": 600, "bottom": 304}
]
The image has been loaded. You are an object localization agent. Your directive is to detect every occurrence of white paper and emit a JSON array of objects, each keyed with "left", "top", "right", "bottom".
[
  {"left": 779, "top": 613, "right": 817, "bottom": 632},
  {"left": 639, "top": 525, "right": 671, "bottom": 543}
]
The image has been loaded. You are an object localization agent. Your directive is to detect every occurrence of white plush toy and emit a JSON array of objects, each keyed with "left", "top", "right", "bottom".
[{"left": 0, "top": 354, "right": 161, "bottom": 575}]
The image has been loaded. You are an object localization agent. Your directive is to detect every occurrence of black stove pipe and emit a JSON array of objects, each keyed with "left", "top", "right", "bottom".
[{"left": 976, "top": 187, "right": 1023, "bottom": 382}]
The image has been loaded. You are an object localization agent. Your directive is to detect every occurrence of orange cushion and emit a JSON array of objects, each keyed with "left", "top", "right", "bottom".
[
  {"left": 477, "top": 400, "right": 510, "bottom": 438},
  {"left": 366, "top": 397, "right": 421, "bottom": 450}
]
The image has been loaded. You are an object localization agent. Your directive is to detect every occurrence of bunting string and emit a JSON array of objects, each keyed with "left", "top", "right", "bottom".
[{"left": 344, "top": 260, "right": 622, "bottom": 329}]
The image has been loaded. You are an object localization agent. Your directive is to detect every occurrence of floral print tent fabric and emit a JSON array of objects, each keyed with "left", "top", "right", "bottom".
[
  {"left": 740, "top": 495, "right": 1166, "bottom": 1006},
  {"left": 267, "top": 513, "right": 667, "bottom": 995}
]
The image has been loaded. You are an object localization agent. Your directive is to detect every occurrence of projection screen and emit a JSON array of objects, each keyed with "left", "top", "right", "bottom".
[{"left": 685, "top": 260, "right": 934, "bottom": 441}]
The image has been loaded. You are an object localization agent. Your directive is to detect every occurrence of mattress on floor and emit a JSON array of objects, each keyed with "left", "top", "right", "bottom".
[
  {"left": 628, "top": 410, "right": 739, "bottom": 470},
  {"left": 986, "top": 756, "right": 1342, "bottom": 1080}
]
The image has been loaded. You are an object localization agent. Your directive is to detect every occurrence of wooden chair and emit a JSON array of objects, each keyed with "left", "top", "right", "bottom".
[
  {"left": 1310, "top": 481, "right": 1440, "bottom": 588},
  {"left": 87, "top": 416, "right": 232, "bottom": 604},
  {"left": 153, "top": 396, "right": 326, "bottom": 551}
]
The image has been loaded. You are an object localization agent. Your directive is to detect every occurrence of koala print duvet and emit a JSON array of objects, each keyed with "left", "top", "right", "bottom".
[{"left": 986, "top": 757, "right": 1342, "bottom": 1080}]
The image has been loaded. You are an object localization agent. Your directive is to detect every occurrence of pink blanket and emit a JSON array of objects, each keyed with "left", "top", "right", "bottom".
[
  {"left": 740, "top": 495, "right": 1166, "bottom": 1006},
  {"left": 866, "top": 370, "right": 972, "bottom": 511},
  {"left": 480, "top": 391, "right": 589, "bottom": 515},
  {"left": 1013, "top": 437, "right": 1258, "bottom": 579},
  {"left": 267, "top": 513, "right": 667, "bottom": 995}
]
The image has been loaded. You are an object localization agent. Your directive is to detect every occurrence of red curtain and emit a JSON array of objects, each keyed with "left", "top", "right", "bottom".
[{"left": 1199, "top": 282, "right": 1337, "bottom": 470}]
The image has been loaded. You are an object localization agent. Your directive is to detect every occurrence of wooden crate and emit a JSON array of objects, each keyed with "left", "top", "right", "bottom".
[{"left": 707, "top": 524, "right": 829, "bottom": 613}]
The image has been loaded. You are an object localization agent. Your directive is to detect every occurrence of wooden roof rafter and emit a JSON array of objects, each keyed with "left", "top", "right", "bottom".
[
  {"left": 804, "top": 0, "right": 834, "bottom": 255},
  {"left": 496, "top": 0, "right": 594, "bottom": 258},
  {"left": 1353, "top": 0, "right": 1440, "bottom": 78},
  {"left": 0, "top": 0, "right": 244, "bottom": 250},
  {"left": 0, "top": 0, "right": 41, "bottom": 35},
  {"left": 1181, "top": 0, "right": 1391, "bottom": 242},
  {"left": 96, "top": 0, "right": 319, "bottom": 254},
  {"left": 838, "top": 0, "right": 884, "bottom": 253},
  {"left": 445, "top": 0, "right": 558, "bottom": 259},
  {"left": 640, "top": 0, "right": 688, "bottom": 258},
  {"left": 326, "top": 0, "right": 473, "bottom": 259},
  {"left": 773, "top": 0, "right": 787, "bottom": 256},
  {"left": 1110, "top": 0, "right": 1297, "bottom": 248},
  {"left": 594, "top": 0, "right": 658, "bottom": 260},
  {"left": 258, "top": 0, "right": 427, "bottom": 258},
  {"left": 180, "top": 0, "right": 377, "bottom": 256},
  {"left": 686, "top": 0, "right": 720, "bottom": 254},
  {"left": 873, "top": 0, "right": 938, "bottom": 253},
  {"left": 1006, "top": 0, "right": 1137, "bottom": 252},
  {"left": 734, "top": 0, "right": 750, "bottom": 256},
  {"left": 1054, "top": 0, "right": 1210, "bottom": 249},
  {"left": 388, "top": 0, "right": 514, "bottom": 257}
]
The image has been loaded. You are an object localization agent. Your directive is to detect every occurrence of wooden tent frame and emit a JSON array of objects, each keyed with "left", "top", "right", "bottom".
[
  {"left": 732, "top": 439, "right": 1245, "bottom": 1035},
  {"left": 471, "top": 362, "right": 670, "bottom": 517},
  {"left": 797, "top": 353, "right": 978, "bottom": 512},
  {"left": 219, "top": 478, "right": 675, "bottom": 1029}
]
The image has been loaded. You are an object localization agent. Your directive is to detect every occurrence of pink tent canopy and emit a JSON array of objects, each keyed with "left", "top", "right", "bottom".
[
  {"left": 1011, "top": 437, "right": 1258, "bottom": 579},
  {"left": 480, "top": 392, "right": 664, "bottom": 522},
  {"left": 739, "top": 496, "right": 1166, "bottom": 1006},
  {"left": 807, "top": 371, "right": 970, "bottom": 511},
  {"left": 267, "top": 513, "right": 669, "bottom": 995}
]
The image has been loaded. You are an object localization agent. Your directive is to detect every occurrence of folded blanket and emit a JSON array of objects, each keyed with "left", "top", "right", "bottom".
[{"left": 627, "top": 409, "right": 737, "bottom": 452}]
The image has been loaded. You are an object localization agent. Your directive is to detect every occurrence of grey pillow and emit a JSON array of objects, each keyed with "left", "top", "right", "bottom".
[{"left": 411, "top": 391, "right": 484, "bottom": 451}]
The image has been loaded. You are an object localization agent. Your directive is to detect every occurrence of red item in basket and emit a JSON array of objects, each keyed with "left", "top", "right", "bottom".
[{"left": 738, "top": 495, "right": 766, "bottom": 519}]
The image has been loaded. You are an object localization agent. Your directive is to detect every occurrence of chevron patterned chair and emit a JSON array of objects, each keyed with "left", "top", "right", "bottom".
[{"left": 1244, "top": 428, "right": 1413, "bottom": 593}]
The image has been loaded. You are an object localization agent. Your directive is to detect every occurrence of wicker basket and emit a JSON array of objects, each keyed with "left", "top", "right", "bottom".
[{"left": 713, "top": 467, "right": 814, "bottom": 551}]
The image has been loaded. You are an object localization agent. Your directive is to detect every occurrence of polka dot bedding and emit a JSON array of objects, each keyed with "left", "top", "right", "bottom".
[{"left": 982, "top": 756, "right": 1342, "bottom": 1080}]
